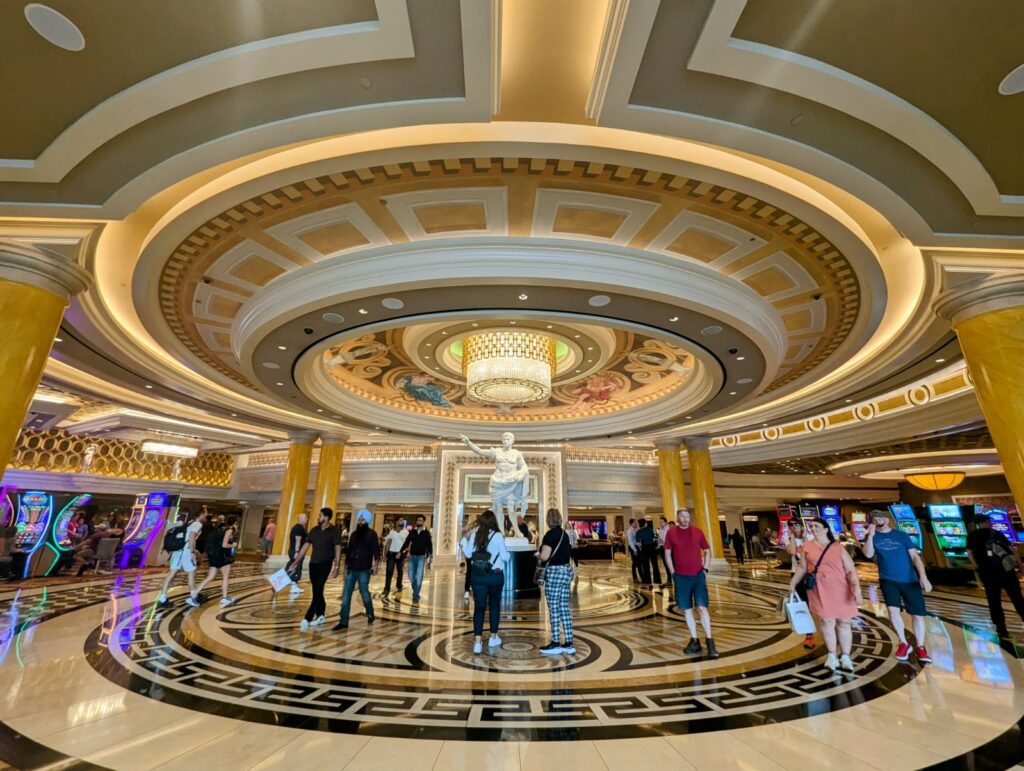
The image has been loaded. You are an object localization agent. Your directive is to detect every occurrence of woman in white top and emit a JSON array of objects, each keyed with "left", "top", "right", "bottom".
[
  {"left": 460, "top": 509, "right": 510, "bottom": 653},
  {"left": 786, "top": 518, "right": 815, "bottom": 650}
]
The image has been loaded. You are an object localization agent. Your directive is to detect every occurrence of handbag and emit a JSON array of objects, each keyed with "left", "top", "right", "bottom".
[
  {"left": 988, "top": 533, "right": 1018, "bottom": 573},
  {"left": 803, "top": 541, "right": 834, "bottom": 593},
  {"left": 785, "top": 591, "right": 816, "bottom": 635},
  {"left": 535, "top": 528, "right": 566, "bottom": 585},
  {"left": 470, "top": 531, "right": 499, "bottom": 577}
]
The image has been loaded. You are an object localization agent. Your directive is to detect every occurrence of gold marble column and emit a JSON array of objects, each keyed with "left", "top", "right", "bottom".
[
  {"left": 936, "top": 274, "right": 1024, "bottom": 510},
  {"left": 655, "top": 440, "right": 686, "bottom": 520},
  {"left": 684, "top": 436, "right": 725, "bottom": 559},
  {"left": 271, "top": 429, "right": 317, "bottom": 555},
  {"left": 0, "top": 241, "right": 90, "bottom": 471},
  {"left": 313, "top": 434, "right": 346, "bottom": 515}
]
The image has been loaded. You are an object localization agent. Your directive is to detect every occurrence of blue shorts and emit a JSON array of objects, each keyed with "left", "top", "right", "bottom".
[
  {"left": 673, "top": 571, "right": 709, "bottom": 610},
  {"left": 880, "top": 579, "right": 927, "bottom": 616}
]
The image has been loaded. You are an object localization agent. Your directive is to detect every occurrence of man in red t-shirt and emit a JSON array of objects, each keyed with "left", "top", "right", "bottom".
[{"left": 663, "top": 508, "right": 717, "bottom": 658}]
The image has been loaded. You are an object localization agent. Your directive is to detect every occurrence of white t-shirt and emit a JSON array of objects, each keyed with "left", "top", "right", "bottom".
[
  {"left": 385, "top": 529, "right": 408, "bottom": 554},
  {"left": 790, "top": 535, "right": 804, "bottom": 573},
  {"left": 186, "top": 520, "right": 204, "bottom": 552}
]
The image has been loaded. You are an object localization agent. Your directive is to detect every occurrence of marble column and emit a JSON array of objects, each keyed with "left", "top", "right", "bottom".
[
  {"left": 684, "top": 436, "right": 725, "bottom": 559},
  {"left": 312, "top": 434, "right": 346, "bottom": 517},
  {"left": 935, "top": 273, "right": 1024, "bottom": 510},
  {"left": 655, "top": 440, "right": 686, "bottom": 520},
  {"left": 0, "top": 240, "right": 90, "bottom": 471},
  {"left": 271, "top": 430, "right": 316, "bottom": 556}
]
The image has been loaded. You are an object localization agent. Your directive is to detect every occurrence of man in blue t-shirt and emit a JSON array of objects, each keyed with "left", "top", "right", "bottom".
[{"left": 863, "top": 509, "right": 933, "bottom": 665}]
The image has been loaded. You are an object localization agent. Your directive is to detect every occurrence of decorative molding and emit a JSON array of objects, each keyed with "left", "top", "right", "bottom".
[{"left": 0, "top": 239, "right": 91, "bottom": 298}]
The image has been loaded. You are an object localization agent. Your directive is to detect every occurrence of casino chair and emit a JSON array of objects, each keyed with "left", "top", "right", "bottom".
[{"left": 93, "top": 538, "right": 121, "bottom": 575}]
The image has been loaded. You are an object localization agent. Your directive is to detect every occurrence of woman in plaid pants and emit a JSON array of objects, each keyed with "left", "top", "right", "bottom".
[{"left": 538, "top": 508, "right": 575, "bottom": 655}]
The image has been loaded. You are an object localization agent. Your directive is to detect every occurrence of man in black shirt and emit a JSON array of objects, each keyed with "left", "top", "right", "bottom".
[
  {"left": 966, "top": 514, "right": 1024, "bottom": 639},
  {"left": 402, "top": 515, "right": 433, "bottom": 604},
  {"left": 289, "top": 508, "right": 341, "bottom": 631},
  {"left": 287, "top": 512, "right": 308, "bottom": 596}
]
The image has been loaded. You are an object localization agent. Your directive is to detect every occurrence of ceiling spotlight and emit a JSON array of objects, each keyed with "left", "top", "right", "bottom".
[
  {"left": 587, "top": 347, "right": 594, "bottom": 351},
  {"left": 736, "top": 356, "right": 745, "bottom": 361},
  {"left": 358, "top": 308, "right": 368, "bottom": 315},
  {"left": 316, "top": 409, "right": 323, "bottom": 413},
  {"left": 669, "top": 316, "right": 679, "bottom": 322},
  {"left": 54, "top": 336, "right": 63, "bottom": 343},
  {"left": 471, "top": 323, "right": 479, "bottom": 327},
  {"left": 588, "top": 295, "right": 611, "bottom": 307},
  {"left": 736, "top": 378, "right": 752, "bottom": 384},
  {"left": 262, "top": 362, "right": 280, "bottom": 369},
  {"left": 574, "top": 334, "right": 580, "bottom": 339},
  {"left": 374, "top": 426, "right": 380, "bottom": 430},
  {"left": 277, "top": 345, "right": 287, "bottom": 351},
  {"left": 230, "top": 413, "right": 237, "bottom": 417},
  {"left": 935, "top": 358, "right": 946, "bottom": 363},
  {"left": 574, "top": 369, "right": 581, "bottom": 373},
  {"left": 546, "top": 325, "right": 553, "bottom": 329},
  {"left": 381, "top": 297, "right": 404, "bottom": 310},
  {"left": 276, "top": 382, "right": 284, "bottom": 386},
  {"left": 442, "top": 331, "right": 448, "bottom": 335},
  {"left": 845, "top": 399, "right": 852, "bottom": 403},
  {"left": 426, "top": 343, "right": 432, "bottom": 347},
  {"left": 729, "top": 391, "right": 737, "bottom": 395},
  {"left": 144, "top": 384, "right": 153, "bottom": 389},
  {"left": 323, "top": 312, "right": 345, "bottom": 324},
  {"left": 509, "top": 321, "right": 517, "bottom": 325},
  {"left": 685, "top": 415, "right": 693, "bottom": 419},
  {"left": 519, "top": 294, "right": 529, "bottom": 300},
  {"left": 762, "top": 423, "right": 768, "bottom": 426},
  {"left": 701, "top": 325, "right": 723, "bottom": 336},
  {"left": 424, "top": 355, "right": 431, "bottom": 360}
]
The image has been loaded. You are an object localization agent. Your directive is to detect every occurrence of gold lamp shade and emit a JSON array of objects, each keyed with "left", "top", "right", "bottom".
[
  {"left": 463, "top": 330, "right": 557, "bottom": 405},
  {"left": 905, "top": 472, "right": 965, "bottom": 491}
]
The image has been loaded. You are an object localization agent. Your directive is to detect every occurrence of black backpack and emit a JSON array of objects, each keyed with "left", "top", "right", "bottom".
[
  {"left": 471, "top": 531, "right": 498, "bottom": 577},
  {"left": 206, "top": 526, "right": 225, "bottom": 557},
  {"left": 163, "top": 524, "right": 187, "bottom": 553}
]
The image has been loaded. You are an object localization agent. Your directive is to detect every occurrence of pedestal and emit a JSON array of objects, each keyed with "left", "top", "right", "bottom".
[{"left": 504, "top": 538, "right": 539, "bottom": 597}]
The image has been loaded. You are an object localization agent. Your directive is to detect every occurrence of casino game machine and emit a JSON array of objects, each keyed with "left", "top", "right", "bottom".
[
  {"left": 0, "top": 485, "right": 16, "bottom": 527},
  {"left": 119, "top": 492, "right": 180, "bottom": 568},
  {"left": 775, "top": 504, "right": 796, "bottom": 546},
  {"left": 820, "top": 504, "right": 843, "bottom": 538},
  {"left": 849, "top": 511, "right": 869, "bottom": 545},
  {"left": 889, "top": 503, "right": 924, "bottom": 550},
  {"left": 982, "top": 507, "right": 1014, "bottom": 540},
  {"left": 14, "top": 491, "right": 54, "bottom": 577},
  {"left": 27, "top": 493, "right": 92, "bottom": 577},
  {"left": 923, "top": 503, "right": 970, "bottom": 569},
  {"left": 798, "top": 503, "right": 819, "bottom": 530}
]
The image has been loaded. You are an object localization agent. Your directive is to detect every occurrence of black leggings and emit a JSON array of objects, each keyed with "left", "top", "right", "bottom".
[
  {"left": 981, "top": 571, "right": 1024, "bottom": 635},
  {"left": 305, "top": 560, "right": 332, "bottom": 621},
  {"left": 471, "top": 572, "right": 503, "bottom": 635}
]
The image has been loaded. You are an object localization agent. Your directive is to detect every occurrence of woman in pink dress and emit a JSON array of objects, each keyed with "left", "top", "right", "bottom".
[{"left": 788, "top": 517, "right": 862, "bottom": 672}]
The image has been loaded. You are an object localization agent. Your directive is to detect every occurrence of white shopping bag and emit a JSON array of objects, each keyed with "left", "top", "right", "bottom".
[
  {"left": 785, "top": 591, "right": 816, "bottom": 635},
  {"left": 267, "top": 567, "right": 292, "bottom": 593}
]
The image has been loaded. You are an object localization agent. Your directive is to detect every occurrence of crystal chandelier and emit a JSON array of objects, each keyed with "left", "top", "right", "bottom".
[{"left": 463, "top": 330, "right": 557, "bottom": 405}]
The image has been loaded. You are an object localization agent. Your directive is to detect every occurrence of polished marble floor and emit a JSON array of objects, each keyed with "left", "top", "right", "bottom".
[{"left": 0, "top": 559, "right": 1022, "bottom": 770}]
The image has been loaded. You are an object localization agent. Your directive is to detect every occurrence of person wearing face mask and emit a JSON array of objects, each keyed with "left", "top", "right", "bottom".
[
  {"left": 290, "top": 508, "right": 342, "bottom": 631},
  {"left": 334, "top": 510, "right": 380, "bottom": 630},
  {"left": 403, "top": 515, "right": 433, "bottom": 605}
]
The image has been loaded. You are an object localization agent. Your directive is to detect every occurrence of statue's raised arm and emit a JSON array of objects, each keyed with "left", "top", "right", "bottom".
[{"left": 458, "top": 434, "right": 494, "bottom": 459}]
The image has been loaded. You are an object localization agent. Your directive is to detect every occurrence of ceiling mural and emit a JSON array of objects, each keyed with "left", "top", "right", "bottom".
[{"left": 322, "top": 326, "right": 694, "bottom": 422}]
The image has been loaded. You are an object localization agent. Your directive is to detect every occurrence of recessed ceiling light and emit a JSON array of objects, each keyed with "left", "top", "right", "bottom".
[
  {"left": 144, "top": 384, "right": 153, "bottom": 389},
  {"left": 374, "top": 426, "right": 380, "bottom": 430},
  {"left": 790, "top": 113, "right": 805, "bottom": 126},
  {"left": 471, "top": 323, "right": 479, "bottom": 327},
  {"left": 323, "top": 312, "right": 345, "bottom": 324},
  {"left": 736, "top": 378, "right": 753, "bottom": 384},
  {"left": 736, "top": 356, "right": 745, "bottom": 361},
  {"left": 510, "top": 321, "right": 517, "bottom": 325},
  {"left": 316, "top": 409, "right": 323, "bottom": 413},
  {"left": 25, "top": 4, "right": 85, "bottom": 51},
  {"left": 627, "top": 430, "right": 633, "bottom": 434},
  {"left": 761, "top": 470, "right": 766, "bottom": 473},
  {"left": 700, "top": 325, "right": 723, "bottom": 336},
  {"left": 545, "top": 325, "right": 553, "bottom": 329},
  {"left": 54, "top": 336, "right": 63, "bottom": 342},
  {"left": 359, "top": 76, "right": 373, "bottom": 89},
  {"left": 685, "top": 415, "right": 693, "bottom": 419},
  {"left": 998, "top": 63, "right": 1024, "bottom": 95},
  {"left": 519, "top": 293, "right": 528, "bottom": 300},
  {"left": 277, "top": 345, "right": 287, "bottom": 351},
  {"left": 845, "top": 399, "right": 852, "bottom": 403},
  {"left": 574, "top": 334, "right": 580, "bottom": 339},
  {"left": 442, "top": 331, "right": 448, "bottom": 335},
  {"left": 426, "top": 343, "right": 432, "bottom": 347},
  {"left": 424, "top": 356, "right": 431, "bottom": 359},
  {"left": 262, "top": 362, "right": 280, "bottom": 369},
  {"left": 574, "top": 369, "right": 581, "bottom": 373},
  {"left": 762, "top": 422, "right": 768, "bottom": 426},
  {"left": 588, "top": 295, "right": 611, "bottom": 307},
  {"left": 935, "top": 358, "right": 945, "bottom": 363},
  {"left": 381, "top": 297, "right": 404, "bottom": 310},
  {"left": 230, "top": 413, "right": 237, "bottom": 417},
  {"left": 587, "top": 347, "right": 594, "bottom": 351},
  {"left": 358, "top": 308, "right": 368, "bottom": 315},
  {"left": 669, "top": 316, "right": 679, "bottom": 322},
  {"left": 729, "top": 391, "right": 737, "bottom": 395}
]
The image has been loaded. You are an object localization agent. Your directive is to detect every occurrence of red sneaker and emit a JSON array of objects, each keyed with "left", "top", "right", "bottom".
[
  {"left": 895, "top": 642, "right": 911, "bottom": 661},
  {"left": 803, "top": 634, "right": 815, "bottom": 650},
  {"left": 915, "top": 646, "right": 932, "bottom": 664}
]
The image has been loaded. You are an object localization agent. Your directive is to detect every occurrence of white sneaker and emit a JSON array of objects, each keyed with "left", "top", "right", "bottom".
[
  {"left": 473, "top": 640, "right": 483, "bottom": 654},
  {"left": 185, "top": 596, "right": 200, "bottom": 608},
  {"left": 289, "top": 584, "right": 303, "bottom": 594},
  {"left": 463, "top": 590, "right": 470, "bottom": 600},
  {"left": 562, "top": 643, "right": 576, "bottom": 655},
  {"left": 825, "top": 653, "right": 840, "bottom": 671},
  {"left": 300, "top": 619, "right": 310, "bottom": 632},
  {"left": 311, "top": 615, "right": 326, "bottom": 627},
  {"left": 488, "top": 634, "right": 502, "bottom": 647},
  {"left": 219, "top": 597, "right": 236, "bottom": 607},
  {"left": 839, "top": 654, "right": 855, "bottom": 673}
]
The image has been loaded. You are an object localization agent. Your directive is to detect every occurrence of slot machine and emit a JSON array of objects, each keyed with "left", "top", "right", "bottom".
[
  {"left": 889, "top": 504, "right": 924, "bottom": 550},
  {"left": 849, "top": 511, "right": 869, "bottom": 545},
  {"left": 820, "top": 504, "right": 843, "bottom": 538},
  {"left": 28, "top": 493, "right": 91, "bottom": 577},
  {"left": 798, "top": 503, "right": 819, "bottom": 529},
  {"left": 1009, "top": 504, "right": 1024, "bottom": 543},
  {"left": 983, "top": 508, "right": 1014, "bottom": 541},
  {"left": 119, "top": 492, "right": 180, "bottom": 568},
  {"left": 923, "top": 503, "right": 970, "bottom": 569},
  {"left": 775, "top": 504, "right": 796, "bottom": 546},
  {"left": 14, "top": 491, "right": 54, "bottom": 577}
]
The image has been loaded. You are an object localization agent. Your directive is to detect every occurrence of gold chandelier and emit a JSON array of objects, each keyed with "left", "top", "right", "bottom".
[
  {"left": 463, "top": 330, "right": 557, "bottom": 405},
  {"left": 905, "top": 472, "right": 965, "bottom": 491}
]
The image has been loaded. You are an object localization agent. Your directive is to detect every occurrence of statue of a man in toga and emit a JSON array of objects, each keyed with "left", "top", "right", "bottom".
[{"left": 459, "top": 432, "right": 529, "bottom": 534}]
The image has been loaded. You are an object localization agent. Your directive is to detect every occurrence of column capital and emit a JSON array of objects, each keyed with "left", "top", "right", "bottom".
[
  {"left": 319, "top": 433, "right": 348, "bottom": 446},
  {"left": 0, "top": 239, "right": 91, "bottom": 299},
  {"left": 286, "top": 429, "right": 318, "bottom": 445},
  {"left": 933, "top": 272, "right": 1024, "bottom": 327},
  {"left": 653, "top": 438, "right": 683, "bottom": 452},
  {"left": 683, "top": 436, "right": 712, "bottom": 452}
]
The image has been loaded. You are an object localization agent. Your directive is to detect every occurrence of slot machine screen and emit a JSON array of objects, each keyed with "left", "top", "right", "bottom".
[
  {"left": 890, "top": 504, "right": 924, "bottom": 550},
  {"left": 849, "top": 512, "right": 868, "bottom": 544},
  {"left": 820, "top": 504, "right": 842, "bottom": 537},
  {"left": 927, "top": 504, "right": 967, "bottom": 551},
  {"left": 14, "top": 491, "right": 53, "bottom": 554}
]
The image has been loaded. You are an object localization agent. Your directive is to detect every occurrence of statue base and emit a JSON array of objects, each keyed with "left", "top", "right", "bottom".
[{"left": 503, "top": 538, "right": 539, "bottom": 597}]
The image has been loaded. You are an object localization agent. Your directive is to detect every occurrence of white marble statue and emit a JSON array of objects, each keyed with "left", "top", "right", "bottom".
[{"left": 459, "top": 432, "right": 530, "bottom": 533}]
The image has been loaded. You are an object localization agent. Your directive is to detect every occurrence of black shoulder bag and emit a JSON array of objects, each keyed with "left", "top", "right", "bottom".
[
  {"left": 803, "top": 542, "right": 834, "bottom": 593},
  {"left": 535, "top": 529, "right": 566, "bottom": 585}
]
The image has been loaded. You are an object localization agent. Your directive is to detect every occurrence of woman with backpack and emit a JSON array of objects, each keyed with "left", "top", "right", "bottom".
[
  {"left": 192, "top": 515, "right": 238, "bottom": 608},
  {"left": 537, "top": 508, "right": 575, "bottom": 655},
  {"left": 788, "top": 516, "right": 861, "bottom": 672},
  {"left": 460, "top": 509, "right": 509, "bottom": 654}
]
